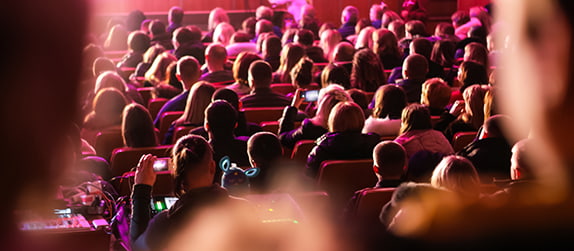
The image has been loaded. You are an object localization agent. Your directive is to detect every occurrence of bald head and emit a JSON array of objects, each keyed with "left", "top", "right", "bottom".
[
  {"left": 248, "top": 60, "right": 272, "bottom": 89},
  {"left": 177, "top": 56, "right": 201, "bottom": 89},
  {"left": 333, "top": 42, "right": 355, "bottom": 62},
  {"left": 403, "top": 53, "right": 428, "bottom": 80}
]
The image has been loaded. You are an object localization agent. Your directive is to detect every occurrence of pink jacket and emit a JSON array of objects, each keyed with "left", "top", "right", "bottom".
[{"left": 394, "top": 129, "right": 454, "bottom": 158}]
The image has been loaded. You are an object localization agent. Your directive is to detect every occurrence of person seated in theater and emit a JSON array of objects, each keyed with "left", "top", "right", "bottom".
[
  {"left": 262, "top": 35, "right": 282, "bottom": 72},
  {"left": 203, "top": 100, "right": 251, "bottom": 182},
  {"left": 338, "top": 5, "right": 359, "bottom": 39},
  {"left": 332, "top": 41, "right": 355, "bottom": 74},
  {"left": 419, "top": 78, "right": 452, "bottom": 116},
  {"left": 130, "top": 135, "right": 251, "bottom": 250},
  {"left": 239, "top": 60, "right": 291, "bottom": 108},
  {"left": 171, "top": 26, "right": 205, "bottom": 64},
  {"left": 370, "top": 4, "right": 384, "bottom": 29},
  {"left": 225, "top": 31, "right": 258, "bottom": 58},
  {"left": 153, "top": 56, "right": 201, "bottom": 128},
  {"left": 117, "top": 30, "right": 150, "bottom": 69},
  {"left": 189, "top": 88, "right": 262, "bottom": 140},
  {"left": 363, "top": 85, "right": 408, "bottom": 137},
  {"left": 394, "top": 104, "right": 453, "bottom": 159},
  {"left": 395, "top": 54, "right": 429, "bottom": 103},
  {"left": 199, "top": 43, "right": 234, "bottom": 85},
  {"left": 149, "top": 19, "right": 173, "bottom": 50},
  {"left": 294, "top": 28, "right": 328, "bottom": 63},
  {"left": 306, "top": 101, "right": 381, "bottom": 178},
  {"left": 167, "top": 6, "right": 184, "bottom": 34},
  {"left": 279, "top": 84, "right": 351, "bottom": 149},
  {"left": 254, "top": 5, "right": 282, "bottom": 38},
  {"left": 457, "top": 115, "right": 514, "bottom": 183},
  {"left": 388, "top": 37, "right": 445, "bottom": 83},
  {"left": 246, "top": 132, "right": 285, "bottom": 193}
]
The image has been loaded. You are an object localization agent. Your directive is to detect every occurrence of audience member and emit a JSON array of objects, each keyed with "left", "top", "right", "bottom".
[
  {"left": 226, "top": 31, "right": 258, "bottom": 58},
  {"left": 262, "top": 35, "right": 282, "bottom": 71},
  {"left": 317, "top": 29, "right": 340, "bottom": 62},
  {"left": 103, "top": 24, "right": 128, "bottom": 51},
  {"left": 81, "top": 88, "right": 128, "bottom": 145},
  {"left": 394, "top": 104, "right": 453, "bottom": 158},
  {"left": 117, "top": 31, "right": 151, "bottom": 69},
  {"left": 372, "top": 28, "right": 403, "bottom": 70},
  {"left": 430, "top": 155, "right": 481, "bottom": 201},
  {"left": 212, "top": 22, "right": 235, "bottom": 46},
  {"left": 199, "top": 43, "right": 234, "bottom": 84},
  {"left": 241, "top": 60, "right": 291, "bottom": 108},
  {"left": 121, "top": 103, "right": 158, "bottom": 148},
  {"left": 204, "top": 7, "right": 230, "bottom": 42},
  {"left": 370, "top": 4, "right": 384, "bottom": 29},
  {"left": 226, "top": 52, "right": 262, "bottom": 96},
  {"left": 338, "top": 5, "right": 359, "bottom": 39},
  {"left": 420, "top": 78, "right": 452, "bottom": 116},
  {"left": 306, "top": 101, "right": 380, "bottom": 178},
  {"left": 395, "top": 54, "right": 428, "bottom": 102},
  {"left": 172, "top": 26, "right": 205, "bottom": 63},
  {"left": 363, "top": 85, "right": 407, "bottom": 137},
  {"left": 167, "top": 6, "right": 184, "bottom": 34},
  {"left": 351, "top": 48, "right": 387, "bottom": 92},
  {"left": 149, "top": 19, "right": 173, "bottom": 50},
  {"left": 247, "top": 132, "right": 285, "bottom": 193},
  {"left": 320, "top": 63, "right": 351, "bottom": 89},
  {"left": 273, "top": 43, "right": 305, "bottom": 83}
]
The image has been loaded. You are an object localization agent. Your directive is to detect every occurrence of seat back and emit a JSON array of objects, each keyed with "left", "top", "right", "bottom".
[
  {"left": 260, "top": 121, "right": 301, "bottom": 135},
  {"left": 147, "top": 98, "right": 168, "bottom": 120},
  {"left": 353, "top": 188, "right": 396, "bottom": 223},
  {"left": 109, "top": 145, "right": 172, "bottom": 178},
  {"left": 317, "top": 159, "right": 377, "bottom": 210},
  {"left": 114, "top": 170, "right": 175, "bottom": 197},
  {"left": 452, "top": 131, "right": 478, "bottom": 152},
  {"left": 137, "top": 87, "right": 155, "bottom": 107},
  {"left": 241, "top": 107, "right": 284, "bottom": 124},
  {"left": 172, "top": 125, "right": 197, "bottom": 144},
  {"left": 431, "top": 116, "right": 441, "bottom": 127},
  {"left": 94, "top": 128, "right": 124, "bottom": 161},
  {"left": 270, "top": 83, "right": 295, "bottom": 95},
  {"left": 158, "top": 111, "right": 184, "bottom": 143},
  {"left": 290, "top": 140, "right": 316, "bottom": 164}
]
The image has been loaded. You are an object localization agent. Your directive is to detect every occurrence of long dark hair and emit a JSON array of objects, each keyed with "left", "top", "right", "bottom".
[
  {"left": 351, "top": 48, "right": 387, "bottom": 92},
  {"left": 373, "top": 85, "right": 407, "bottom": 119},
  {"left": 172, "top": 135, "right": 213, "bottom": 197},
  {"left": 400, "top": 104, "right": 432, "bottom": 134},
  {"left": 121, "top": 103, "right": 157, "bottom": 148}
]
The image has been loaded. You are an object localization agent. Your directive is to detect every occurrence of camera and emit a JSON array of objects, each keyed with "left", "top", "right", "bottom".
[
  {"left": 301, "top": 89, "right": 319, "bottom": 102},
  {"left": 153, "top": 157, "right": 171, "bottom": 172}
]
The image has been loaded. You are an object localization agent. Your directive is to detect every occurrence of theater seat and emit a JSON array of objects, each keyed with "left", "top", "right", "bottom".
[
  {"left": 137, "top": 87, "right": 154, "bottom": 107},
  {"left": 317, "top": 159, "right": 377, "bottom": 211},
  {"left": 157, "top": 111, "right": 184, "bottom": 144},
  {"left": 270, "top": 83, "right": 295, "bottom": 95},
  {"left": 290, "top": 139, "right": 316, "bottom": 164},
  {"left": 351, "top": 187, "right": 396, "bottom": 223},
  {"left": 147, "top": 98, "right": 168, "bottom": 120},
  {"left": 452, "top": 131, "right": 478, "bottom": 152},
  {"left": 94, "top": 128, "right": 123, "bottom": 161},
  {"left": 172, "top": 125, "right": 197, "bottom": 144},
  {"left": 241, "top": 107, "right": 284, "bottom": 124},
  {"left": 109, "top": 145, "right": 172, "bottom": 178}
]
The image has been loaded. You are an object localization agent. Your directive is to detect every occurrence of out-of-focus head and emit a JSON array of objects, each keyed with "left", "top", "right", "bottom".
[
  {"left": 290, "top": 57, "right": 314, "bottom": 89},
  {"left": 341, "top": 5, "right": 359, "bottom": 25},
  {"left": 321, "top": 63, "right": 351, "bottom": 89},
  {"left": 373, "top": 84, "right": 407, "bottom": 119},
  {"left": 127, "top": 30, "right": 150, "bottom": 53},
  {"left": 92, "top": 57, "right": 116, "bottom": 78},
  {"left": 247, "top": 131, "right": 283, "bottom": 168},
  {"left": 333, "top": 42, "right": 356, "bottom": 62},
  {"left": 149, "top": 19, "right": 167, "bottom": 37},
  {"left": 373, "top": 141, "right": 407, "bottom": 179},
  {"left": 205, "top": 43, "right": 228, "bottom": 64},
  {"left": 402, "top": 53, "right": 428, "bottom": 80},
  {"left": 370, "top": 4, "right": 384, "bottom": 22},
  {"left": 233, "top": 52, "right": 261, "bottom": 86},
  {"left": 248, "top": 60, "right": 273, "bottom": 89},
  {"left": 205, "top": 99, "right": 238, "bottom": 135},
  {"left": 213, "top": 22, "right": 235, "bottom": 46},
  {"left": 256, "top": 5, "right": 274, "bottom": 21},
  {"left": 176, "top": 56, "right": 201, "bottom": 85},
  {"left": 328, "top": 101, "right": 365, "bottom": 133},
  {"left": 122, "top": 103, "right": 157, "bottom": 148},
  {"left": 421, "top": 78, "right": 451, "bottom": 110},
  {"left": 354, "top": 26, "right": 376, "bottom": 50},
  {"left": 208, "top": 7, "right": 230, "bottom": 31},
  {"left": 94, "top": 71, "right": 127, "bottom": 94},
  {"left": 451, "top": 10, "right": 469, "bottom": 29},
  {"left": 431, "top": 155, "right": 481, "bottom": 199},
  {"left": 314, "top": 84, "right": 351, "bottom": 126},
  {"left": 400, "top": 103, "right": 432, "bottom": 134},
  {"left": 410, "top": 37, "right": 433, "bottom": 59},
  {"left": 168, "top": 6, "right": 184, "bottom": 24},
  {"left": 294, "top": 29, "right": 315, "bottom": 46},
  {"left": 262, "top": 35, "right": 282, "bottom": 58},
  {"left": 510, "top": 138, "right": 534, "bottom": 180}
]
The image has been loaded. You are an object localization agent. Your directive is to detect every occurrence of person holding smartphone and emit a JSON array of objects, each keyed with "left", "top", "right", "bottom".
[{"left": 278, "top": 84, "right": 351, "bottom": 149}]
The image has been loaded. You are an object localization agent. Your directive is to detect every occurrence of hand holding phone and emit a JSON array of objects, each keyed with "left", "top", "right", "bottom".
[{"left": 301, "top": 89, "right": 319, "bottom": 102}]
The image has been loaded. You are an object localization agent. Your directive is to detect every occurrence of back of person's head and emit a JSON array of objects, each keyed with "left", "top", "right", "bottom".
[
  {"left": 402, "top": 53, "right": 428, "bottom": 80},
  {"left": 172, "top": 135, "right": 215, "bottom": 197},
  {"left": 126, "top": 10, "right": 146, "bottom": 31},
  {"left": 347, "top": 88, "right": 369, "bottom": 114},
  {"left": 255, "top": 19, "right": 273, "bottom": 37},
  {"left": 315, "top": 84, "right": 352, "bottom": 127},
  {"left": 183, "top": 81, "right": 216, "bottom": 125},
  {"left": 205, "top": 99, "right": 238, "bottom": 136},
  {"left": 230, "top": 31, "right": 251, "bottom": 43},
  {"left": 290, "top": 57, "right": 314, "bottom": 89},
  {"left": 341, "top": 5, "right": 359, "bottom": 24},
  {"left": 149, "top": 19, "right": 167, "bottom": 37},
  {"left": 321, "top": 63, "right": 351, "bottom": 89},
  {"left": 90, "top": 88, "right": 127, "bottom": 126},
  {"left": 354, "top": 26, "right": 376, "bottom": 50},
  {"left": 248, "top": 60, "right": 273, "bottom": 89},
  {"left": 373, "top": 28, "right": 401, "bottom": 59},
  {"left": 410, "top": 37, "right": 433, "bottom": 59},
  {"left": 421, "top": 78, "right": 451, "bottom": 110},
  {"left": 468, "top": 25, "right": 487, "bottom": 43},
  {"left": 511, "top": 138, "right": 534, "bottom": 180},
  {"left": 176, "top": 56, "right": 201, "bottom": 85},
  {"left": 247, "top": 131, "right": 283, "bottom": 168},
  {"left": 320, "top": 29, "right": 342, "bottom": 60},
  {"left": 205, "top": 43, "right": 228, "bottom": 64},
  {"left": 94, "top": 71, "right": 127, "bottom": 94},
  {"left": 121, "top": 103, "right": 157, "bottom": 148},
  {"left": 208, "top": 7, "right": 229, "bottom": 32},
  {"left": 104, "top": 24, "right": 128, "bottom": 50},
  {"left": 406, "top": 150, "right": 446, "bottom": 182},
  {"left": 173, "top": 27, "right": 194, "bottom": 47},
  {"left": 127, "top": 31, "right": 150, "bottom": 53},
  {"left": 431, "top": 39, "right": 456, "bottom": 67},
  {"left": 373, "top": 141, "right": 407, "bottom": 179},
  {"left": 451, "top": 10, "right": 470, "bottom": 28},
  {"left": 328, "top": 101, "right": 365, "bottom": 132},
  {"left": 382, "top": 10, "right": 403, "bottom": 29},
  {"left": 142, "top": 44, "right": 165, "bottom": 64},
  {"left": 262, "top": 35, "right": 282, "bottom": 58},
  {"left": 93, "top": 57, "right": 116, "bottom": 78},
  {"left": 483, "top": 87, "right": 498, "bottom": 119},
  {"left": 318, "top": 22, "right": 337, "bottom": 38},
  {"left": 482, "top": 114, "right": 511, "bottom": 139},
  {"left": 405, "top": 20, "right": 427, "bottom": 37},
  {"left": 388, "top": 19, "right": 406, "bottom": 41},
  {"left": 431, "top": 155, "right": 481, "bottom": 199},
  {"left": 462, "top": 84, "right": 489, "bottom": 129},
  {"left": 400, "top": 103, "right": 432, "bottom": 134},
  {"left": 373, "top": 84, "right": 407, "bottom": 119},
  {"left": 242, "top": 16, "right": 257, "bottom": 38},
  {"left": 256, "top": 5, "right": 274, "bottom": 21},
  {"left": 168, "top": 6, "right": 184, "bottom": 24},
  {"left": 278, "top": 43, "right": 305, "bottom": 83},
  {"left": 233, "top": 51, "right": 262, "bottom": 86},
  {"left": 145, "top": 51, "right": 178, "bottom": 84},
  {"left": 459, "top": 60, "right": 488, "bottom": 90},
  {"left": 212, "top": 88, "right": 239, "bottom": 111},
  {"left": 434, "top": 22, "right": 455, "bottom": 38},
  {"left": 294, "top": 29, "right": 315, "bottom": 46},
  {"left": 213, "top": 22, "right": 235, "bottom": 46},
  {"left": 351, "top": 48, "right": 387, "bottom": 91},
  {"left": 464, "top": 42, "right": 489, "bottom": 67},
  {"left": 370, "top": 4, "right": 384, "bottom": 22},
  {"left": 333, "top": 42, "right": 355, "bottom": 62}
]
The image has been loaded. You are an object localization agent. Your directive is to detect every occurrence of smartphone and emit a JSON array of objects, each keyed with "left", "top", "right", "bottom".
[
  {"left": 301, "top": 90, "right": 319, "bottom": 102},
  {"left": 153, "top": 157, "right": 171, "bottom": 172}
]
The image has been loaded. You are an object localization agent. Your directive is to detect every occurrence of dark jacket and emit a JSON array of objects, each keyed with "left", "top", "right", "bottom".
[
  {"left": 174, "top": 42, "right": 205, "bottom": 64},
  {"left": 457, "top": 137, "right": 512, "bottom": 183},
  {"left": 130, "top": 184, "right": 240, "bottom": 251},
  {"left": 306, "top": 131, "right": 381, "bottom": 178},
  {"left": 396, "top": 78, "right": 425, "bottom": 103},
  {"left": 338, "top": 22, "right": 356, "bottom": 39},
  {"left": 239, "top": 88, "right": 291, "bottom": 108}
]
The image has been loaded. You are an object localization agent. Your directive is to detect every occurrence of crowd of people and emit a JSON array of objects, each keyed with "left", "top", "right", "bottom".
[{"left": 63, "top": 0, "right": 574, "bottom": 250}]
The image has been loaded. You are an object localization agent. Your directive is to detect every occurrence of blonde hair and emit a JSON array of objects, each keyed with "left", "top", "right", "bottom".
[
  {"left": 328, "top": 101, "right": 365, "bottom": 132},
  {"left": 145, "top": 52, "right": 177, "bottom": 86},
  {"left": 354, "top": 26, "right": 376, "bottom": 50},
  {"left": 319, "top": 29, "right": 342, "bottom": 61},
  {"left": 208, "top": 7, "right": 229, "bottom": 32},
  {"left": 461, "top": 84, "right": 489, "bottom": 129},
  {"left": 421, "top": 78, "right": 451, "bottom": 110},
  {"left": 177, "top": 82, "right": 216, "bottom": 125},
  {"left": 314, "top": 84, "right": 352, "bottom": 127},
  {"left": 213, "top": 22, "right": 235, "bottom": 46},
  {"left": 431, "top": 155, "right": 480, "bottom": 199}
]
